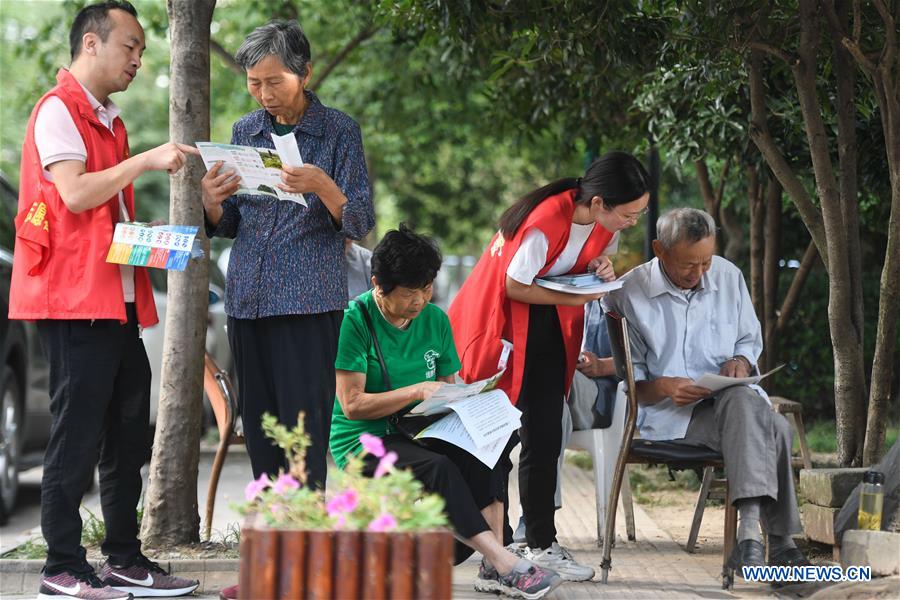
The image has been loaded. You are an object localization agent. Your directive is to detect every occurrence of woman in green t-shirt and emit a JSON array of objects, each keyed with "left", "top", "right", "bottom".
[{"left": 330, "top": 225, "right": 561, "bottom": 599}]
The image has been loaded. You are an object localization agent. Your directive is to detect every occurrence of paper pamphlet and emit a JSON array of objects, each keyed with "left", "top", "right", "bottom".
[
  {"left": 416, "top": 389, "right": 521, "bottom": 468},
  {"left": 410, "top": 370, "right": 505, "bottom": 415},
  {"left": 693, "top": 364, "right": 786, "bottom": 393},
  {"left": 106, "top": 222, "right": 201, "bottom": 271},
  {"left": 196, "top": 139, "right": 307, "bottom": 207},
  {"left": 535, "top": 275, "right": 624, "bottom": 295}
]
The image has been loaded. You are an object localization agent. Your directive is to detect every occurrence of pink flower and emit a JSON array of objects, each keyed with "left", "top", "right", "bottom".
[
  {"left": 368, "top": 512, "right": 398, "bottom": 532},
  {"left": 244, "top": 473, "right": 270, "bottom": 502},
  {"left": 270, "top": 503, "right": 283, "bottom": 516},
  {"left": 272, "top": 473, "right": 300, "bottom": 495},
  {"left": 326, "top": 489, "right": 359, "bottom": 517},
  {"left": 374, "top": 451, "right": 398, "bottom": 478},
  {"left": 359, "top": 433, "right": 385, "bottom": 458}
]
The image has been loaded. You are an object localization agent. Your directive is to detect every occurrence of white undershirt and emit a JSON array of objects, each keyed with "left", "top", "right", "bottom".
[
  {"left": 507, "top": 224, "right": 619, "bottom": 285},
  {"left": 34, "top": 84, "right": 134, "bottom": 302}
]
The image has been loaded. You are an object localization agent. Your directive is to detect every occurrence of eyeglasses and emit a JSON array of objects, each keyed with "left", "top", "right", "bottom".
[{"left": 611, "top": 206, "right": 649, "bottom": 223}]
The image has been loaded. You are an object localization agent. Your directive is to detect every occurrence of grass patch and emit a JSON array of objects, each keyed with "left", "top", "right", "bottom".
[
  {"left": 565, "top": 451, "right": 702, "bottom": 505},
  {"left": 564, "top": 450, "right": 593, "bottom": 471},
  {"left": 1, "top": 537, "right": 47, "bottom": 559},
  {"left": 797, "top": 420, "right": 898, "bottom": 454},
  {"left": 628, "top": 464, "right": 702, "bottom": 505}
]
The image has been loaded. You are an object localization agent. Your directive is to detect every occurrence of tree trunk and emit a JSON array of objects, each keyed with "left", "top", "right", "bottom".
[
  {"left": 859, "top": 5, "right": 900, "bottom": 465},
  {"left": 141, "top": 0, "right": 216, "bottom": 546},
  {"left": 791, "top": 0, "right": 866, "bottom": 466},
  {"left": 762, "top": 178, "right": 782, "bottom": 375},
  {"left": 719, "top": 199, "right": 746, "bottom": 264},
  {"left": 748, "top": 165, "right": 765, "bottom": 327}
]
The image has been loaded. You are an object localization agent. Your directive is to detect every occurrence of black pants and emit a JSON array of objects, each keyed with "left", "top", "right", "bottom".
[
  {"left": 37, "top": 305, "right": 151, "bottom": 575},
  {"left": 228, "top": 312, "right": 342, "bottom": 489},
  {"left": 363, "top": 435, "right": 494, "bottom": 562},
  {"left": 498, "top": 304, "right": 566, "bottom": 550}
]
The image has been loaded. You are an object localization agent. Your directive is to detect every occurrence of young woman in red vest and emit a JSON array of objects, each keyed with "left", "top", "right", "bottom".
[{"left": 448, "top": 151, "right": 651, "bottom": 580}]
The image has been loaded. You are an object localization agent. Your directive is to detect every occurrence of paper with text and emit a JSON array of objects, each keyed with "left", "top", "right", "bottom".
[
  {"left": 410, "top": 370, "right": 505, "bottom": 415},
  {"left": 417, "top": 412, "right": 510, "bottom": 468},
  {"left": 196, "top": 141, "right": 307, "bottom": 206},
  {"left": 693, "top": 364, "right": 786, "bottom": 393}
]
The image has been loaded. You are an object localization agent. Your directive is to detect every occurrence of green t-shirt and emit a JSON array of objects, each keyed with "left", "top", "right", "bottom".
[
  {"left": 329, "top": 290, "right": 461, "bottom": 468},
  {"left": 272, "top": 119, "right": 295, "bottom": 136}
]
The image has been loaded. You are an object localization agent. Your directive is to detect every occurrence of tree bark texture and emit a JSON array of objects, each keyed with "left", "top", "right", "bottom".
[
  {"left": 762, "top": 179, "right": 782, "bottom": 376},
  {"left": 141, "top": 0, "right": 216, "bottom": 546},
  {"left": 748, "top": 165, "right": 765, "bottom": 328},
  {"left": 839, "top": 0, "right": 900, "bottom": 465},
  {"left": 792, "top": 0, "right": 866, "bottom": 466}
]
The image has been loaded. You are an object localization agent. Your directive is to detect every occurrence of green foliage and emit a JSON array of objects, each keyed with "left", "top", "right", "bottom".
[
  {"left": 0, "top": 536, "right": 47, "bottom": 559},
  {"left": 80, "top": 505, "right": 106, "bottom": 547},
  {"left": 798, "top": 421, "right": 898, "bottom": 455},
  {"left": 239, "top": 412, "right": 449, "bottom": 532}
]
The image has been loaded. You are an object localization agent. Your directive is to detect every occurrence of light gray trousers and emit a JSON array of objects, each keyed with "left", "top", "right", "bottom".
[{"left": 683, "top": 386, "right": 802, "bottom": 537}]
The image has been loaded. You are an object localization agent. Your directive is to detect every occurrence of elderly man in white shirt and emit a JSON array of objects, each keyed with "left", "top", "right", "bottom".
[{"left": 603, "top": 207, "right": 808, "bottom": 578}]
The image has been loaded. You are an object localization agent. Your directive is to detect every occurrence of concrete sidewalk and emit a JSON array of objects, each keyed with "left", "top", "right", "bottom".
[{"left": 5, "top": 445, "right": 894, "bottom": 598}]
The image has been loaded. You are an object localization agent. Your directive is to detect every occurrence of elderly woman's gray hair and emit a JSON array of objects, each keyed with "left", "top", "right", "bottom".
[
  {"left": 235, "top": 20, "right": 311, "bottom": 78},
  {"left": 656, "top": 208, "right": 717, "bottom": 249}
]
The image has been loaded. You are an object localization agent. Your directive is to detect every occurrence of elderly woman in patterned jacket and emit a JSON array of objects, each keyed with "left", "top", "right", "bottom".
[{"left": 200, "top": 19, "right": 374, "bottom": 490}]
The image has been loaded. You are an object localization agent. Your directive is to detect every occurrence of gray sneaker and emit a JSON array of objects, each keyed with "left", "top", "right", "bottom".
[
  {"left": 38, "top": 570, "right": 134, "bottom": 600},
  {"left": 495, "top": 559, "right": 562, "bottom": 599},
  {"left": 527, "top": 542, "right": 595, "bottom": 582}
]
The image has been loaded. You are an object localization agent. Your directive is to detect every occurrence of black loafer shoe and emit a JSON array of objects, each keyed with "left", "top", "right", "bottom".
[
  {"left": 728, "top": 539, "right": 766, "bottom": 578},
  {"left": 768, "top": 546, "right": 811, "bottom": 568}
]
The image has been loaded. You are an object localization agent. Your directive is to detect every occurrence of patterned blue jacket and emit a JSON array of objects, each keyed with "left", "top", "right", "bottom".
[{"left": 207, "top": 91, "right": 374, "bottom": 318}]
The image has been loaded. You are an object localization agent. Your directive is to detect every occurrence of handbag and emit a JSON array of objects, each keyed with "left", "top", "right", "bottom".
[{"left": 352, "top": 300, "right": 441, "bottom": 439}]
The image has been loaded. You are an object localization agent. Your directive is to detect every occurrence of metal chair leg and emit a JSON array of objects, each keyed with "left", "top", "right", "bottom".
[
  {"left": 620, "top": 465, "right": 636, "bottom": 542},
  {"left": 204, "top": 432, "right": 231, "bottom": 541}
]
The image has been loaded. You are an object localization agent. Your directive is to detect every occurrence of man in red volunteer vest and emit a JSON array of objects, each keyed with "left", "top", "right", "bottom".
[{"left": 9, "top": 3, "right": 199, "bottom": 599}]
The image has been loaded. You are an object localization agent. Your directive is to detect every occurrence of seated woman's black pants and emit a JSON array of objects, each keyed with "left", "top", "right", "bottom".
[{"left": 363, "top": 435, "right": 495, "bottom": 563}]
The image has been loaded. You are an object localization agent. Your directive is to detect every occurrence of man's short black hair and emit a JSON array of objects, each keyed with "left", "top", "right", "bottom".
[
  {"left": 371, "top": 224, "right": 442, "bottom": 295},
  {"left": 69, "top": 1, "right": 138, "bottom": 61}
]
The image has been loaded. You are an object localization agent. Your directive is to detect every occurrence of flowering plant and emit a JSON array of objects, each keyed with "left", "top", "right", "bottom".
[{"left": 237, "top": 413, "right": 448, "bottom": 532}]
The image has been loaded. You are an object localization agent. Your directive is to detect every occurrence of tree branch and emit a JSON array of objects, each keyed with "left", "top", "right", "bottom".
[
  {"left": 714, "top": 156, "right": 732, "bottom": 215},
  {"left": 748, "top": 41, "right": 795, "bottom": 64},
  {"left": 839, "top": 37, "right": 877, "bottom": 73},
  {"left": 852, "top": 0, "right": 861, "bottom": 42},
  {"left": 210, "top": 38, "right": 242, "bottom": 76},
  {"left": 309, "top": 23, "right": 381, "bottom": 90},
  {"left": 747, "top": 49, "right": 828, "bottom": 269}
]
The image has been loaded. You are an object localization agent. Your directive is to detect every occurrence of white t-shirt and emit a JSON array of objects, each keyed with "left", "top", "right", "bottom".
[
  {"left": 507, "top": 224, "right": 619, "bottom": 285},
  {"left": 34, "top": 83, "right": 135, "bottom": 302}
]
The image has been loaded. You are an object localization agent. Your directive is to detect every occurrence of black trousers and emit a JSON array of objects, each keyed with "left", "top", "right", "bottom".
[
  {"left": 363, "top": 435, "right": 494, "bottom": 561},
  {"left": 498, "top": 304, "right": 566, "bottom": 550},
  {"left": 37, "top": 304, "right": 151, "bottom": 575},
  {"left": 228, "top": 312, "right": 342, "bottom": 488}
]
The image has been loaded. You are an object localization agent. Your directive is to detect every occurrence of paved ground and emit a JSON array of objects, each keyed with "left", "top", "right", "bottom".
[{"left": 3, "top": 446, "right": 896, "bottom": 599}]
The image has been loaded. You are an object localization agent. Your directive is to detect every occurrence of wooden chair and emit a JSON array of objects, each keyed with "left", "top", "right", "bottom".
[
  {"left": 600, "top": 312, "right": 738, "bottom": 589},
  {"left": 203, "top": 352, "right": 244, "bottom": 542},
  {"left": 685, "top": 395, "right": 812, "bottom": 553}
]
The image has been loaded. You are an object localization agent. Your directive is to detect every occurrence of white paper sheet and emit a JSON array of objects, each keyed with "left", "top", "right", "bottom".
[
  {"left": 410, "top": 370, "right": 505, "bottom": 415},
  {"left": 416, "top": 412, "right": 510, "bottom": 468},
  {"left": 445, "top": 389, "right": 521, "bottom": 448},
  {"left": 693, "top": 364, "right": 785, "bottom": 393},
  {"left": 196, "top": 141, "right": 307, "bottom": 206},
  {"left": 534, "top": 278, "right": 624, "bottom": 295}
]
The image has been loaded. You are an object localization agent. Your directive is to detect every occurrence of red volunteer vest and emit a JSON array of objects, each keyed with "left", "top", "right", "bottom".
[
  {"left": 448, "top": 190, "right": 614, "bottom": 405},
  {"left": 9, "top": 69, "right": 158, "bottom": 327}
]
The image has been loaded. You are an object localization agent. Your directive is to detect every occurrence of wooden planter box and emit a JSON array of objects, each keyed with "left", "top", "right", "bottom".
[{"left": 238, "top": 522, "right": 454, "bottom": 599}]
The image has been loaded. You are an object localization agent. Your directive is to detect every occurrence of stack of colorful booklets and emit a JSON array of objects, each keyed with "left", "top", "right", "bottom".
[
  {"left": 106, "top": 222, "right": 202, "bottom": 271},
  {"left": 535, "top": 273, "right": 624, "bottom": 294}
]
